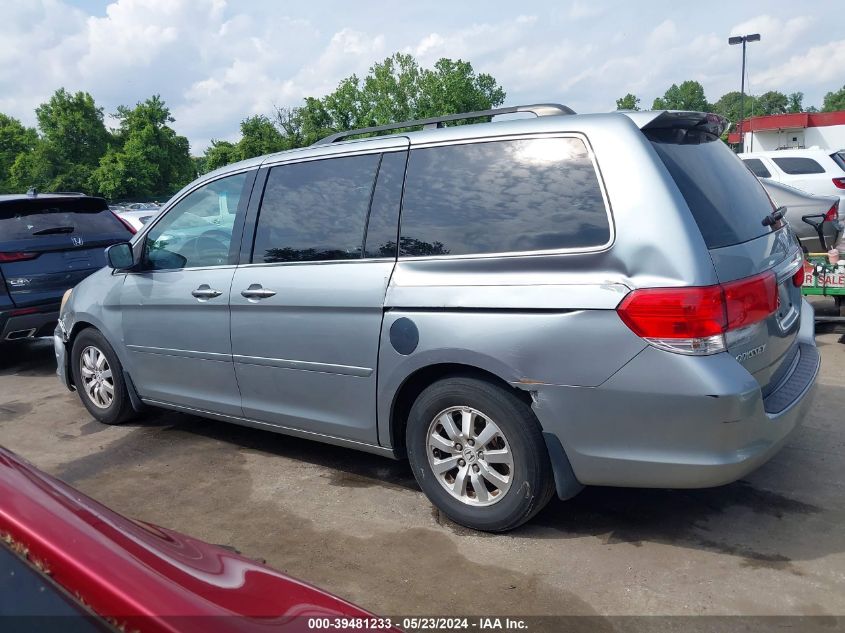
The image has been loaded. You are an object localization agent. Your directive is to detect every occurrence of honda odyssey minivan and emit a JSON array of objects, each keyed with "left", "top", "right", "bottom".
[{"left": 55, "top": 104, "right": 819, "bottom": 532}]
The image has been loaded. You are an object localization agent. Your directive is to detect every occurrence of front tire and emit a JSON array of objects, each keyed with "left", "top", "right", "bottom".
[
  {"left": 70, "top": 328, "right": 135, "bottom": 425},
  {"left": 407, "top": 376, "right": 555, "bottom": 532}
]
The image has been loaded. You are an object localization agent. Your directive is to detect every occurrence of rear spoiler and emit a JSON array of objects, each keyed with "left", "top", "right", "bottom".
[
  {"left": 622, "top": 110, "right": 730, "bottom": 142},
  {"left": 0, "top": 196, "right": 109, "bottom": 216}
]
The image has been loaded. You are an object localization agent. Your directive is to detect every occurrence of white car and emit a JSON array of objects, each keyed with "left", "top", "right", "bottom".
[{"left": 740, "top": 149, "right": 845, "bottom": 205}]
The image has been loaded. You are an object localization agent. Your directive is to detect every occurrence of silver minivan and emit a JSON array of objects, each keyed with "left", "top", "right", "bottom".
[{"left": 56, "top": 105, "right": 819, "bottom": 532}]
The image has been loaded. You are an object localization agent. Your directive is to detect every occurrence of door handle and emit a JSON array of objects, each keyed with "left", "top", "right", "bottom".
[
  {"left": 191, "top": 284, "right": 223, "bottom": 299},
  {"left": 241, "top": 283, "right": 276, "bottom": 299}
]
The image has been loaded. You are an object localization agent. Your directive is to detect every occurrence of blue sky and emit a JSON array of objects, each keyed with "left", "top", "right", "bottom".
[{"left": 3, "top": 1, "right": 842, "bottom": 152}]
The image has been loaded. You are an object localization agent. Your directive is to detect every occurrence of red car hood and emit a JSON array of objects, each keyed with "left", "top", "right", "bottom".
[{"left": 0, "top": 446, "right": 395, "bottom": 632}]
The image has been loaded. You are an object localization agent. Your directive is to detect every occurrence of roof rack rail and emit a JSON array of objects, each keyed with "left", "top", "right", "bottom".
[{"left": 312, "top": 103, "right": 576, "bottom": 146}]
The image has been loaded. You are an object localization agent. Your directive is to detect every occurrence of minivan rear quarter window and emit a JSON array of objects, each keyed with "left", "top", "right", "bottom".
[
  {"left": 399, "top": 137, "right": 610, "bottom": 257},
  {"left": 649, "top": 137, "right": 775, "bottom": 249},
  {"left": 771, "top": 157, "right": 826, "bottom": 175}
]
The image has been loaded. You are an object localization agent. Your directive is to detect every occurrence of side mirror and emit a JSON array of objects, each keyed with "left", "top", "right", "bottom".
[{"left": 106, "top": 242, "right": 135, "bottom": 270}]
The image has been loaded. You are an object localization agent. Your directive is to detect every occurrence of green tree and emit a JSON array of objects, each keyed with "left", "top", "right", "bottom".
[
  {"left": 201, "top": 53, "right": 507, "bottom": 172},
  {"left": 237, "top": 115, "right": 286, "bottom": 159},
  {"left": 711, "top": 91, "right": 756, "bottom": 126},
  {"left": 755, "top": 90, "right": 788, "bottom": 115},
  {"left": 297, "top": 52, "right": 506, "bottom": 145},
  {"left": 0, "top": 114, "right": 37, "bottom": 193},
  {"left": 652, "top": 80, "right": 709, "bottom": 111},
  {"left": 91, "top": 95, "right": 194, "bottom": 199},
  {"left": 11, "top": 89, "right": 110, "bottom": 193},
  {"left": 787, "top": 92, "right": 804, "bottom": 113},
  {"left": 203, "top": 140, "right": 240, "bottom": 172},
  {"left": 822, "top": 85, "right": 845, "bottom": 112},
  {"left": 615, "top": 93, "right": 640, "bottom": 110}
]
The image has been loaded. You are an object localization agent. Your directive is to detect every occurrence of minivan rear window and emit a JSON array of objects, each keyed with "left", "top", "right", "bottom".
[
  {"left": 771, "top": 157, "right": 826, "bottom": 175},
  {"left": 0, "top": 197, "right": 128, "bottom": 242},
  {"left": 831, "top": 152, "right": 845, "bottom": 172},
  {"left": 649, "top": 139, "right": 775, "bottom": 249}
]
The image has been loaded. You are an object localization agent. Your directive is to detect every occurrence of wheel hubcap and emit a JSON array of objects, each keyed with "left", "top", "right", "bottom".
[
  {"left": 79, "top": 346, "right": 114, "bottom": 409},
  {"left": 426, "top": 406, "right": 514, "bottom": 507}
]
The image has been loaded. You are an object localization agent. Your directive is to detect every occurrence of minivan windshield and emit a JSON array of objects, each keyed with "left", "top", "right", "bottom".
[{"left": 648, "top": 137, "right": 775, "bottom": 249}]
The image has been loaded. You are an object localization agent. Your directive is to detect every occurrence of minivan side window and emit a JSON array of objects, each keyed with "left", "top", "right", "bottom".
[
  {"left": 771, "top": 157, "right": 826, "bottom": 175},
  {"left": 144, "top": 172, "right": 248, "bottom": 270},
  {"left": 742, "top": 158, "right": 771, "bottom": 178},
  {"left": 399, "top": 137, "right": 610, "bottom": 257},
  {"left": 252, "top": 154, "right": 380, "bottom": 263}
]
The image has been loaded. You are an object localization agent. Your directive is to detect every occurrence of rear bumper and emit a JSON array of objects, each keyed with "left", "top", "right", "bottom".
[
  {"left": 533, "top": 299, "right": 819, "bottom": 491},
  {"left": 0, "top": 306, "right": 59, "bottom": 341}
]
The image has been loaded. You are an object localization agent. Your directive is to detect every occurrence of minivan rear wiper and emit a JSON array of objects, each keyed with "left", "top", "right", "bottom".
[
  {"left": 31, "top": 226, "right": 75, "bottom": 235},
  {"left": 762, "top": 206, "right": 786, "bottom": 227}
]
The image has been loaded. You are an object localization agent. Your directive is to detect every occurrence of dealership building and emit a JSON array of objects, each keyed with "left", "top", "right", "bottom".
[{"left": 727, "top": 111, "right": 845, "bottom": 153}]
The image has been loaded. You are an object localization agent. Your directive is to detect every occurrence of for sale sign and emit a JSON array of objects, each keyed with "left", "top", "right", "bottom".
[{"left": 803, "top": 260, "right": 845, "bottom": 288}]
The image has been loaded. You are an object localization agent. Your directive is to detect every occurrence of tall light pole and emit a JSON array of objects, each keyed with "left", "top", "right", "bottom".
[{"left": 728, "top": 33, "right": 761, "bottom": 151}]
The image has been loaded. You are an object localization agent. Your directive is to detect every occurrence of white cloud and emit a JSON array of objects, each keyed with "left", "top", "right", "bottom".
[{"left": 0, "top": 1, "right": 840, "bottom": 153}]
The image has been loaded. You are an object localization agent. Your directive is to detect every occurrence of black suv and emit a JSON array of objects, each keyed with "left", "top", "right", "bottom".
[{"left": 0, "top": 192, "right": 132, "bottom": 342}]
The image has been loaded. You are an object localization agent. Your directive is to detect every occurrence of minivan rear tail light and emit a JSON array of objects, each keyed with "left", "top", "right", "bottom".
[
  {"left": 0, "top": 252, "right": 39, "bottom": 263},
  {"left": 833, "top": 177, "right": 845, "bottom": 190},
  {"left": 793, "top": 266, "right": 806, "bottom": 287},
  {"left": 617, "top": 271, "right": 778, "bottom": 355},
  {"left": 825, "top": 201, "right": 839, "bottom": 222}
]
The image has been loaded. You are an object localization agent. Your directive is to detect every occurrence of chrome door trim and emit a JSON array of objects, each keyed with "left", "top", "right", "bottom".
[
  {"left": 126, "top": 345, "right": 232, "bottom": 362},
  {"left": 232, "top": 354, "right": 373, "bottom": 377}
]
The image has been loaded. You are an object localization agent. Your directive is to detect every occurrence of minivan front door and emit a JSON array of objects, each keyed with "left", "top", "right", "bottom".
[
  {"left": 121, "top": 170, "right": 254, "bottom": 416},
  {"left": 230, "top": 146, "right": 407, "bottom": 444}
]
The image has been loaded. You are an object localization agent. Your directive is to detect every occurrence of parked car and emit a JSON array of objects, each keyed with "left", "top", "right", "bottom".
[
  {"left": 0, "top": 446, "right": 397, "bottom": 632},
  {"left": 739, "top": 148, "right": 845, "bottom": 205},
  {"left": 757, "top": 178, "right": 841, "bottom": 252},
  {"left": 55, "top": 105, "right": 819, "bottom": 532},
  {"left": 0, "top": 192, "right": 132, "bottom": 343}
]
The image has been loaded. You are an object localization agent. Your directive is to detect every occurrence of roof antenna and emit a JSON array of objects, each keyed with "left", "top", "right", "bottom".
[{"left": 26, "top": 187, "right": 37, "bottom": 198}]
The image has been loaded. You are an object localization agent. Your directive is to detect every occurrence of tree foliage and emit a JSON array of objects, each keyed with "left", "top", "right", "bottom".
[
  {"left": 0, "top": 114, "right": 37, "bottom": 193},
  {"left": 615, "top": 93, "right": 640, "bottom": 110},
  {"left": 652, "top": 80, "right": 710, "bottom": 111},
  {"left": 202, "top": 53, "right": 506, "bottom": 171},
  {"left": 822, "top": 85, "right": 845, "bottom": 112},
  {"left": 90, "top": 95, "right": 194, "bottom": 199},
  {"left": 10, "top": 89, "right": 110, "bottom": 193}
]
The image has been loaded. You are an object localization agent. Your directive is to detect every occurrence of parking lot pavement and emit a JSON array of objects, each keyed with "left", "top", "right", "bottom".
[{"left": 1, "top": 328, "right": 844, "bottom": 618}]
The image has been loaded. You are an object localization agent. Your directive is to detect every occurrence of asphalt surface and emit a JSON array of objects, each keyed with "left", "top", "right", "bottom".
[{"left": 0, "top": 306, "right": 843, "bottom": 620}]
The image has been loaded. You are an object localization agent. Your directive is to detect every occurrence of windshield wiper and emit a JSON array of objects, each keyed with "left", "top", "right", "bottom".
[
  {"left": 762, "top": 206, "right": 786, "bottom": 227},
  {"left": 31, "top": 226, "right": 74, "bottom": 235}
]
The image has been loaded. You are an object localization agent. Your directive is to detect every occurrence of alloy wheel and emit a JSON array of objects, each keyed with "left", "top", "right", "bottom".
[
  {"left": 79, "top": 345, "right": 114, "bottom": 409},
  {"left": 426, "top": 406, "right": 514, "bottom": 507}
]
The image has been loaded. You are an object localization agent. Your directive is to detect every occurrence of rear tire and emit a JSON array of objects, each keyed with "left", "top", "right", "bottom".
[
  {"left": 406, "top": 376, "right": 555, "bottom": 532},
  {"left": 70, "top": 328, "right": 135, "bottom": 425}
]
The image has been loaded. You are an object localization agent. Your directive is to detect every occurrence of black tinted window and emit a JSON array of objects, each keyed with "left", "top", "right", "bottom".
[
  {"left": 772, "top": 157, "right": 825, "bottom": 175},
  {"left": 400, "top": 138, "right": 609, "bottom": 257},
  {"left": 254, "top": 155, "right": 380, "bottom": 263},
  {"left": 742, "top": 158, "right": 771, "bottom": 178},
  {"left": 829, "top": 152, "right": 845, "bottom": 172},
  {"left": 364, "top": 152, "right": 406, "bottom": 258},
  {"left": 650, "top": 139, "right": 774, "bottom": 249},
  {"left": 0, "top": 198, "right": 129, "bottom": 243}
]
